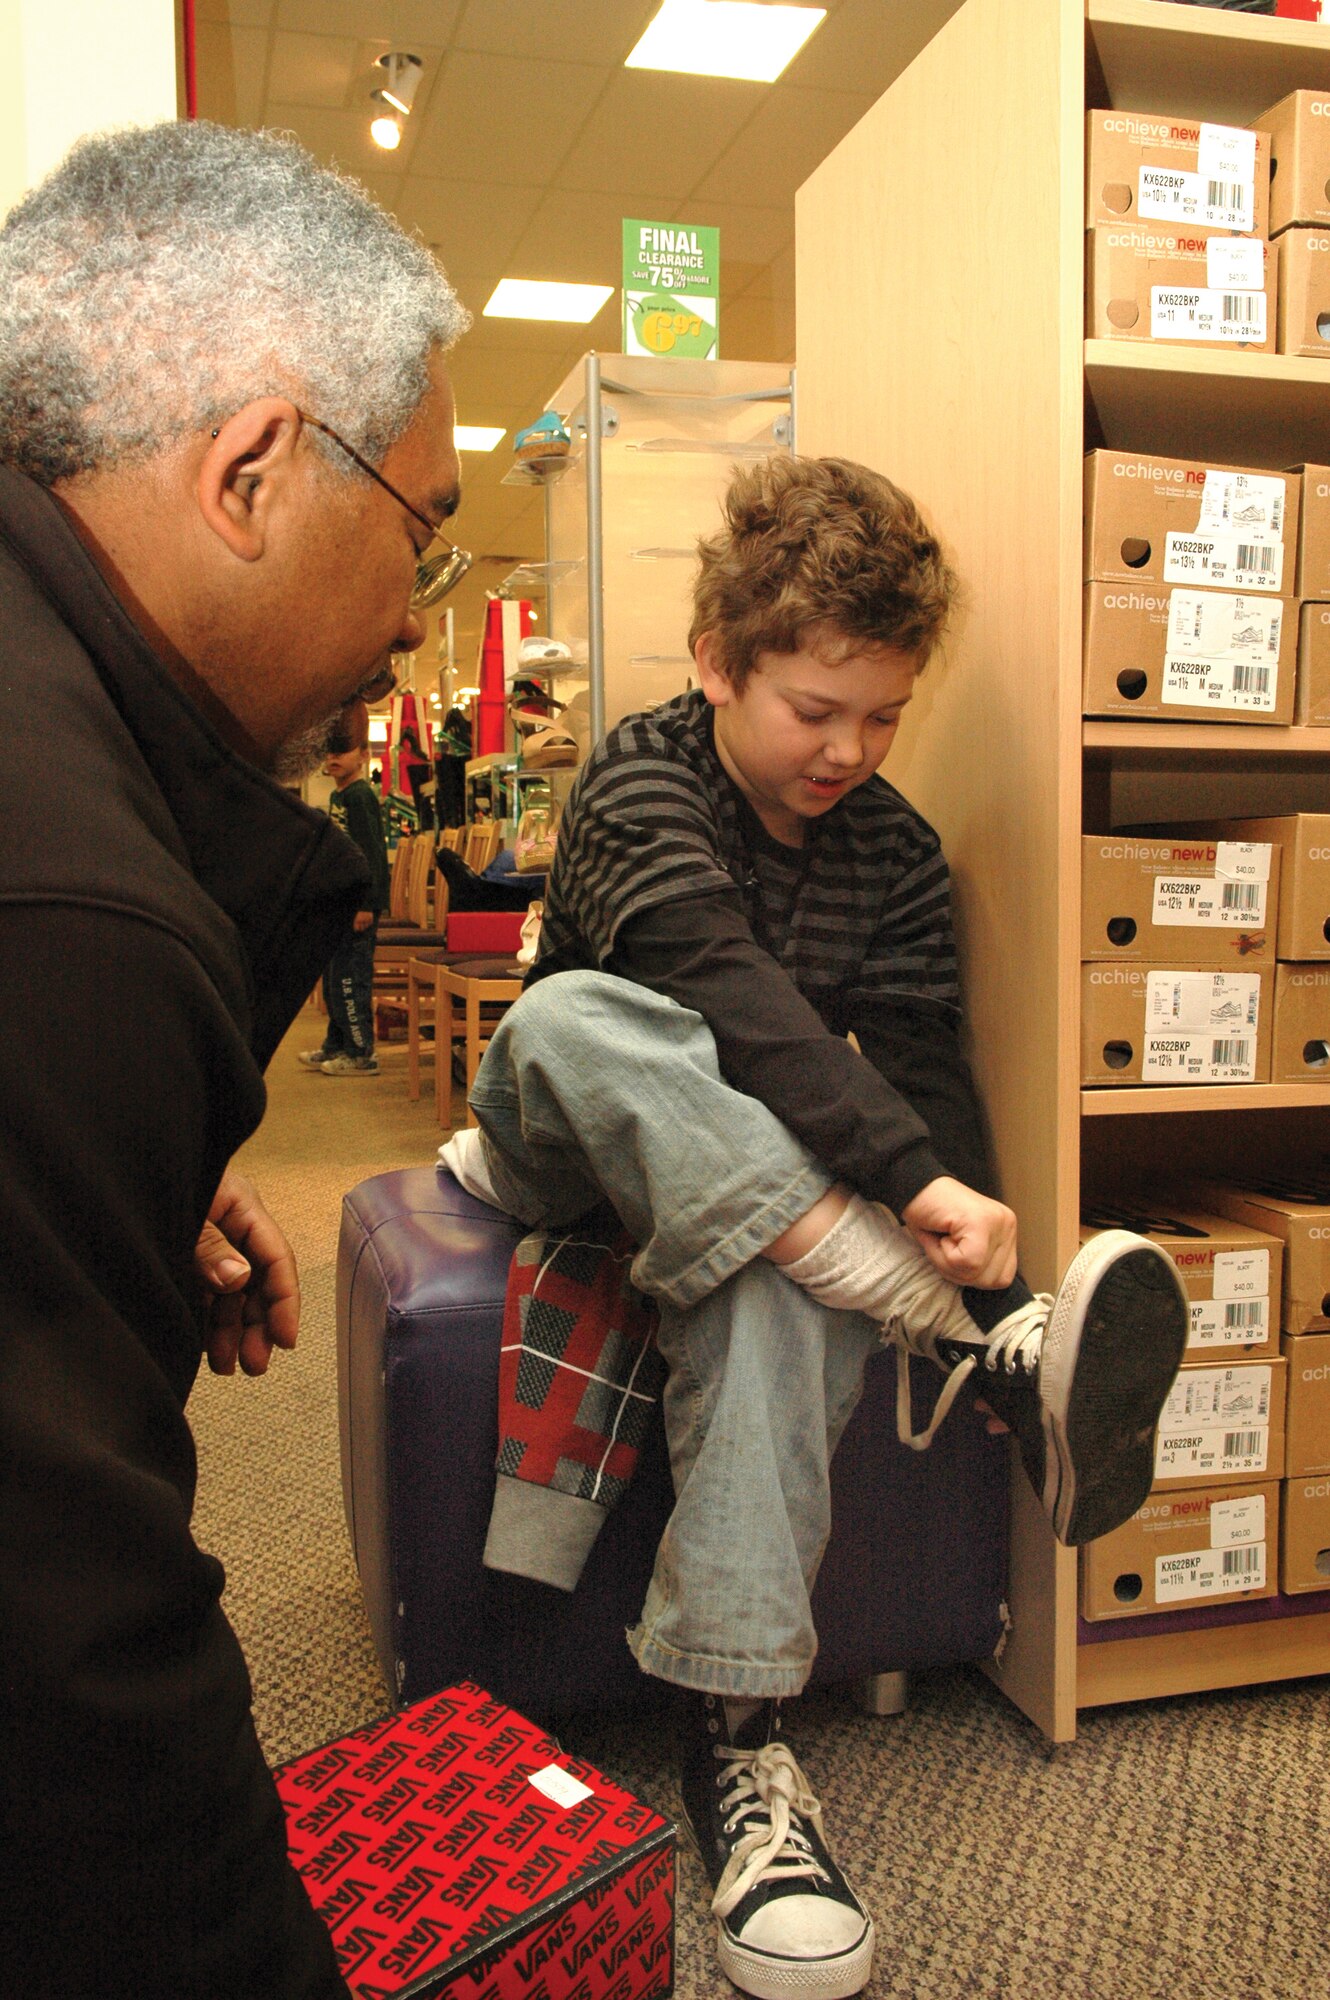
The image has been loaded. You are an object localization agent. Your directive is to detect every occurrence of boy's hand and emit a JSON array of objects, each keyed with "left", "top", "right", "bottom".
[
  {"left": 353, "top": 909, "right": 375, "bottom": 932},
  {"left": 900, "top": 1176, "right": 1018, "bottom": 1289}
]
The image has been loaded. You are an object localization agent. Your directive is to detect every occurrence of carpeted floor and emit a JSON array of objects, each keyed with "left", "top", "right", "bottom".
[{"left": 189, "top": 1010, "right": 1330, "bottom": 1999}]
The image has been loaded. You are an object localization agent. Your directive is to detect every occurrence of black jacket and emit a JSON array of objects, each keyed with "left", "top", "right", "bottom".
[{"left": 0, "top": 466, "right": 364, "bottom": 1997}]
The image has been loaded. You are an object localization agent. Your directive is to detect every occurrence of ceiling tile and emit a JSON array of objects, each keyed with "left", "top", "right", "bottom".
[
  {"left": 198, "top": 0, "right": 273, "bottom": 25},
  {"left": 665, "top": 199, "right": 790, "bottom": 269},
  {"left": 274, "top": 0, "right": 463, "bottom": 41},
  {"left": 692, "top": 83, "right": 870, "bottom": 205},
  {"left": 262, "top": 102, "right": 430, "bottom": 179},
  {"left": 446, "top": 345, "right": 578, "bottom": 416},
  {"left": 506, "top": 187, "right": 664, "bottom": 288},
  {"left": 195, "top": 22, "right": 269, "bottom": 128},
  {"left": 783, "top": 0, "right": 961, "bottom": 95},
  {"left": 397, "top": 178, "right": 544, "bottom": 272},
  {"left": 552, "top": 70, "right": 762, "bottom": 200},
  {"left": 733, "top": 242, "right": 795, "bottom": 303},
  {"left": 454, "top": 0, "right": 657, "bottom": 66},
  {"left": 267, "top": 31, "right": 358, "bottom": 108},
  {"left": 407, "top": 50, "right": 610, "bottom": 186},
  {"left": 717, "top": 294, "right": 795, "bottom": 366}
]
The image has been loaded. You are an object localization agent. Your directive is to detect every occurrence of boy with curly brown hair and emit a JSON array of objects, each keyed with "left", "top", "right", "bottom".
[{"left": 450, "top": 455, "right": 1187, "bottom": 2000}]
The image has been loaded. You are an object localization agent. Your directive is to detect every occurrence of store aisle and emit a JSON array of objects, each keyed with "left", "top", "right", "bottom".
[{"left": 188, "top": 1009, "right": 1329, "bottom": 2000}]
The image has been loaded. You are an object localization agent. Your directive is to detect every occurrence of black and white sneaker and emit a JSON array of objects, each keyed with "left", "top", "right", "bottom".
[
  {"left": 886, "top": 1228, "right": 1188, "bottom": 1545},
  {"left": 679, "top": 1696, "right": 873, "bottom": 2000}
]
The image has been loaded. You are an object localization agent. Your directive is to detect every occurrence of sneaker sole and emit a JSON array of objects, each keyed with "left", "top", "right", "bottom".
[
  {"left": 680, "top": 1799, "right": 874, "bottom": 2000},
  {"left": 1037, "top": 1230, "right": 1188, "bottom": 1546}
]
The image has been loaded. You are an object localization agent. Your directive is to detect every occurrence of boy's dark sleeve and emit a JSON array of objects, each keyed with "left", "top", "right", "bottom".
[
  {"left": 609, "top": 889, "right": 950, "bottom": 1216},
  {"left": 848, "top": 997, "right": 997, "bottom": 1198},
  {"left": 344, "top": 783, "right": 389, "bottom": 912}
]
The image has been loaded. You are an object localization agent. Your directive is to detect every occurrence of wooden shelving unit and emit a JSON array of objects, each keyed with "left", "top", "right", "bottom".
[{"left": 797, "top": 0, "right": 1330, "bottom": 1741}]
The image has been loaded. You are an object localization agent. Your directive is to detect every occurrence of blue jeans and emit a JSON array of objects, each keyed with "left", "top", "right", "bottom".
[
  {"left": 469, "top": 971, "right": 883, "bottom": 1699},
  {"left": 321, "top": 923, "right": 376, "bottom": 1058}
]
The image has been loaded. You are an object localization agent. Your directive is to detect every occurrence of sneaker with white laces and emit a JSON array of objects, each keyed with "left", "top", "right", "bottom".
[
  {"left": 297, "top": 1046, "right": 335, "bottom": 1068},
  {"left": 318, "top": 1052, "right": 379, "bottom": 1075},
  {"left": 885, "top": 1228, "right": 1188, "bottom": 1546},
  {"left": 679, "top": 1696, "right": 873, "bottom": 2000}
]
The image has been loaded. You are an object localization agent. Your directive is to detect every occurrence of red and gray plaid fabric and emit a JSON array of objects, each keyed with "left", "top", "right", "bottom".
[{"left": 495, "top": 1209, "right": 664, "bottom": 1515}]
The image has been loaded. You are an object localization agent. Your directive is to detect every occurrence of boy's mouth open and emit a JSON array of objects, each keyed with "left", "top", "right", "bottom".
[{"left": 803, "top": 774, "right": 850, "bottom": 798}]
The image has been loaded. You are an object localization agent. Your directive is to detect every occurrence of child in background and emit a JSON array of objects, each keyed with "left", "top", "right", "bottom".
[{"left": 299, "top": 700, "right": 388, "bottom": 1075}]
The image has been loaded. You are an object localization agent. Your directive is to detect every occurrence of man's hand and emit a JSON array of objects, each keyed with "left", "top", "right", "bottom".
[
  {"left": 194, "top": 1169, "right": 301, "bottom": 1377},
  {"left": 900, "top": 1175, "right": 1018, "bottom": 1289},
  {"left": 352, "top": 909, "right": 375, "bottom": 933}
]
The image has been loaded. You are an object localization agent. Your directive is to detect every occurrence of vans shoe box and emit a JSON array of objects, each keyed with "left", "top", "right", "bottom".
[
  {"left": 1283, "top": 1331, "right": 1330, "bottom": 1475},
  {"left": 1080, "top": 1480, "right": 1277, "bottom": 1621},
  {"left": 1153, "top": 1357, "right": 1287, "bottom": 1490},
  {"left": 1084, "top": 451, "right": 1298, "bottom": 592},
  {"left": 1081, "top": 835, "right": 1278, "bottom": 963},
  {"left": 1082, "top": 583, "right": 1297, "bottom": 723},
  {"left": 1079, "top": 1208, "right": 1281, "bottom": 1359},
  {"left": 1274, "top": 228, "right": 1330, "bottom": 356},
  {"left": 1086, "top": 111, "right": 1271, "bottom": 238},
  {"left": 1271, "top": 963, "right": 1330, "bottom": 1081},
  {"left": 1281, "top": 1476, "right": 1330, "bottom": 1591},
  {"left": 275, "top": 1682, "right": 675, "bottom": 2000},
  {"left": 1296, "top": 604, "right": 1330, "bottom": 723},
  {"left": 1260, "top": 90, "right": 1330, "bottom": 235},
  {"left": 1087, "top": 224, "right": 1277, "bottom": 351},
  {"left": 1081, "top": 963, "right": 1272, "bottom": 1085},
  {"left": 1168, "top": 816, "right": 1330, "bottom": 956},
  {"left": 1189, "top": 1176, "right": 1330, "bottom": 1331}
]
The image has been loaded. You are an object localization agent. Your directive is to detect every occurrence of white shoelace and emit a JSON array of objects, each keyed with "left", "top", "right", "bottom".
[
  {"left": 710, "top": 1741, "right": 830, "bottom": 1921},
  {"left": 885, "top": 1293, "right": 1054, "bottom": 1453}
]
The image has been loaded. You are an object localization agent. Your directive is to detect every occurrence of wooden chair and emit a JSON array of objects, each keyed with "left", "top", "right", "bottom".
[
  {"left": 462, "top": 821, "right": 504, "bottom": 873},
  {"left": 408, "top": 950, "right": 525, "bottom": 1126},
  {"left": 437, "top": 826, "right": 467, "bottom": 855},
  {"left": 374, "top": 836, "right": 449, "bottom": 998}
]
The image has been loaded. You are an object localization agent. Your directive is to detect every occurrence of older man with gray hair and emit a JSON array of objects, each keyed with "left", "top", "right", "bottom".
[{"left": 0, "top": 120, "right": 468, "bottom": 1997}]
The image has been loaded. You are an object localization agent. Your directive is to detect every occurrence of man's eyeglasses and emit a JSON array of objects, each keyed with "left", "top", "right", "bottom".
[{"left": 300, "top": 414, "right": 472, "bottom": 609}]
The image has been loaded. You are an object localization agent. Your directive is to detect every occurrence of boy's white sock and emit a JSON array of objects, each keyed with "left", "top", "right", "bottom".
[
  {"left": 777, "top": 1192, "right": 973, "bottom": 1343},
  {"left": 438, "top": 1127, "right": 508, "bottom": 1210}
]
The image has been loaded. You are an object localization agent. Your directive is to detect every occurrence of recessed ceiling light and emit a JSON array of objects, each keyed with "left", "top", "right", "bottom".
[
  {"left": 454, "top": 425, "right": 506, "bottom": 452},
  {"left": 483, "top": 279, "right": 614, "bottom": 323},
  {"left": 625, "top": 0, "right": 826, "bottom": 84}
]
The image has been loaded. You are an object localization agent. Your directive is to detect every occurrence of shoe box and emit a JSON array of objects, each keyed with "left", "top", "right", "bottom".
[
  {"left": 1087, "top": 224, "right": 1277, "bottom": 351},
  {"left": 275, "top": 1682, "right": 675, "bottom": 2000},
  {"left": 1295, "top": 604, "right": 1330, "bottom": 724},
  {"left": 1081, "top": 963, "right": 1273, "bottom": 1085},
  {"left": 1152, "top": 1357, "right": 1288, "bottom": 1490},
  {"left": 1280, "top": 1474, "right": 1330, "bottom": 1591},
  {"left": 1189, "top": 1176, "right": 1330, "bottom": 1332},
  {"left": 1086, "top": 111, "right": 1272, "bottom": 238},
  {"left": 1290, "top": 462, "right": 1330, "bottom": 597},
  {"left": 1260, "top": 90, "right": 1330, "bottom": 236},
  {"left": 1080, "top": 1479, "right": 1277, "bottom": 1621},
  {"left": 1271, "top": 964, "right": 1330, "bottom": 1081},
  {"left": 1081, "top": 835, "right": 1278, "bottom": 964},
  {"left": 1079, "top": 1207, "right": 1281, "bottom": 1359},
  {"left": 1281, "top": 1331, "right": 1330, "bottom": 1475},
  {"left": 1084, "top": 450, "right": 1298, "bottom": 592},
  {"left": 1164, "top": 816, "right": 1330, "bottom": 958},
  {"left": 1082, "top": 581, "right": 1297, "bottom": 722},
  {"left": 1274, "top": 227, "right": 1330, "bottom": 356}
]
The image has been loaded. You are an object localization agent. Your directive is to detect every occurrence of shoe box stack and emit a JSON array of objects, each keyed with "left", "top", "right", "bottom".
[
  {"left": 1086, "top": 110, "right": 1276, "bottom": 354},
  {"left": 1263, "top": 91, "right": 1330, "bottom": 358},
  {"left": 1079, "top": 1179, "right": 1330, "bottom": 1618}
]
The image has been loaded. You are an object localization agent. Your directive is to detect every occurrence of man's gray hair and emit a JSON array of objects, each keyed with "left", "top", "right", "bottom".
[{"left": 0, "top": 119, "right": 471, "bottom": 485}]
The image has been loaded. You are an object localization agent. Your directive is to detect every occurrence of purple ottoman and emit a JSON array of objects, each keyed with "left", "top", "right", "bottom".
[{"left": 338, "top": 1167, "right": 1008, "bottom": 1717}]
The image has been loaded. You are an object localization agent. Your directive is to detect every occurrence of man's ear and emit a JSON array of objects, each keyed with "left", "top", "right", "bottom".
[
  {"left": 693, "top": 630, "right": 734, "bottom": 708},
  {"left": 196, "top": 399, "right": 305, "bottom": 562}
]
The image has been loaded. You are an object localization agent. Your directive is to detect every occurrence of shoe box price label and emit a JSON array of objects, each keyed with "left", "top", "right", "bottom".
[
  {"left": 1137, "top": 169, "right": 1253, "bottom": 234},
  {"left": 1188, "top": 1294, "right": 1269, "bottom": 1347},
  {"left": 1150, "top": 286, "right": 1266, "bottom": 345},
  {"left": 1154, "top": 1541, "right": 1266, "bottom": 1602},
  {"left": 1142, "top": 970, "right": 1261, "bottom": 1082},
  {"left": 1150, "top": 873, "right": 1268, "bottom": 927},
  {"left": 1161, "top": 590, "right": 1282, "bottom": 711}
]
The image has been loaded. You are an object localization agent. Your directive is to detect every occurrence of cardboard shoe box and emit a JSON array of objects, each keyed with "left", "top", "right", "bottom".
[
  {"left": 1190, "top": 1176, "right": 1330, "bottom": 1331},
  {"left": 1171, "top": 816, "right": 1330, "bottom": 957},
  {"left": 1079, "top": 1207, "right": 1281, "bottom": 1358},
  {"left": 1088, "top": 224, "right": 1277, "bottom": 351},
  {"left": 1296, "top": 604, "right": 1330, "bottom": 724},
  {"left": 1081, "top": 963, "right": 1272, "bottom": 1086},
  {"left": 1281, "top": 1475, "right": 1330, "bottom": 1591},
  {"left": 1081, "top": 835, "right": 1278, "bottom": 963},
  {"left": 1275, "top": 227, "right": 1330, "bottom": 356},
  {"left": 1084, "top": 450, "right": 1298, "bottom": 592},
  {"left": 1153, "top": 1357, "right": 1287, "bottom": 1489},
  {"left": 1282, "top": 1330, "right": 1330, "bottom": 1474},
  {"left": 276, "top": 1682, "right": 675, "bottom": 2000},
  {"left": 1082, "top": 582, "right": 1297, "bottom": 723},
  {"left": 1086, "top": 111, "right": 1272, "bottom": 238},
  {"left": 1272, "top": 963, "right": 1330, "bottom": 1082},
  {"left": 1290, "top": 462, "right": 1330, "bottom": 597},
  {"left": 1260, "top": 90, "right": 1330, "bottom": 235},
  {"left": 1081, "top": 1480, "right": 1277, "bottom": 1621}
]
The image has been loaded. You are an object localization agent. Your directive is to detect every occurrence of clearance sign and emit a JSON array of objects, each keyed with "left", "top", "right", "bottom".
[{"left": 622, "top": 218, "right": 719, "bottom": 358}]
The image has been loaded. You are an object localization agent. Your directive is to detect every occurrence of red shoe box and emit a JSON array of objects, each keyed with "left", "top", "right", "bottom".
[{"left": 277, "top": 1682, "right": 675, "bottom": 1999}]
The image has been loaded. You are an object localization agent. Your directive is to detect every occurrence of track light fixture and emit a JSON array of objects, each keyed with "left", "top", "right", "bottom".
[{"left": 370, "top": 51, "right": 423, "bottom": 150}]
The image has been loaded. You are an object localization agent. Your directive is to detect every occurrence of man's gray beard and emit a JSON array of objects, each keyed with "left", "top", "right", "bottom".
[{"left": 269, "top": 711, "right": 341, "bottom": 783}]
